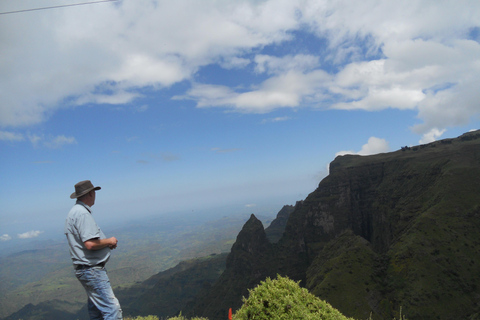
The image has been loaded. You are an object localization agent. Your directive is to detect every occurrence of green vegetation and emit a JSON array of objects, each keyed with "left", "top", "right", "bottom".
[
  {"left": 0, "top": 212, "right": 258, "bottom": 318},
  {"left": 167, "top": 316, "right": 209, "bottom": 320},
  {"left": 117, "top": 253, "right": 228, "bottom": 318},
  {"left": 233, "top": 275, "right": 354, "bottom": 320},
  {"left": 125, "top": 275, "right": 405, "bottom": 320},
  {"left": 125, "top": 315, "right": 208, "bottom": 320}
]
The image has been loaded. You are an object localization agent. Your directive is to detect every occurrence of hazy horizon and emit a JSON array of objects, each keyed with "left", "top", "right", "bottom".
[{"left": 2, "top": 1, "right": 480, "bottom": 248}]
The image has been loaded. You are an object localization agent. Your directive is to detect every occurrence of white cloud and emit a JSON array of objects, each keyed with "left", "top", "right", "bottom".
[
  {"left": 330, "top": 38, "right": 480, "bottom": 139},
  {"left": 301, "top": 1, "right": 480, "bottom": 137},
  {"left": 17, "top": 230, "right": 44, "bottom": 239},
  {"left": 135, "top": 105, "right": 149, "bottom": 113},
  {"left": 0, "top": 131, "right": 24, "bottom": 142},
  {"left": 330, "top": 59, "right": 426, "bottom": 111},
  {"left": 0, "top": 234, "right": 12, "bottom": 241},
  {"left": 28, "top": 134, "right": 42, "bottom": 146},
  {"left": 182, "top": 69, "right": 331, "bottom": 113},
  {"left": 261, "top": 116, "right": 291, "bottom": 124},
  {"left": 0, "top": 0, "right": 299, "bottom": 128},
  {"left": 419, "top": 128, "right": 446, "bottom": 144},
  {"left": 220, "top": 57, "right": 251, "bottom": 69},
  {"left": 254, "top": 54, "right": 320, "bottom": 75},
  {"left": 358, "top": 137, "right": 390, "bottom": 155},
  {"left": 299, "top": 0, "right": 478, "bottom": 46},
  {"left": 181, "top": 1, "right": 479, "bottom": 136},
  {"left": 74, "top": 90, "right": 142, "bottom": 106},
  {"left": 1, "top": 0, "right": 479, "bottom": 139},
  {"left": 28, "top": 134, "right": 77, "bottom": 149},
  {"left": 44, "top": 135, "right": 77, "bottom": 149},
  {"left": 336, "top": 137, "right": 390, "bottom": 157}
]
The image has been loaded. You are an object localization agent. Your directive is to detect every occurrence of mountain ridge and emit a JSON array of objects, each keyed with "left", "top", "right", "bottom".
[
  {"left": 190, "top": 130, "right": 480, "bottom": 320},
  {"left": 4, "top": 130, "right": 480, "bottom": 320}
]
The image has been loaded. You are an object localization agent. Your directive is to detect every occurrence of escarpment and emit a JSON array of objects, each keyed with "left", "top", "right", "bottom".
[{"left": 193, "top": 130, "right": 480, "bottom": 320}]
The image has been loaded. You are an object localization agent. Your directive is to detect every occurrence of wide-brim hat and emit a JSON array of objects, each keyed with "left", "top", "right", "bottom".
[{"left": 70, "top": 180, "right": 101, "bottom": 199}]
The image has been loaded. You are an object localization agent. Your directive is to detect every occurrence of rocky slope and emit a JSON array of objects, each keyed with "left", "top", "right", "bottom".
[{"left": 192, "top": 130, "right": 480, "bottom": 320}]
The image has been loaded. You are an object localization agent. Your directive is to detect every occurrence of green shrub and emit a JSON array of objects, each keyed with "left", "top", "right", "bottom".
[
  {"left": 125, "top": 316, "right": 208, "bottom": 320},
  {"left": 167, "top": 316, "right": 209, "bottom": 320},
  {"left": 233, "top": 275, "right": 354, "bottom": 320},
  {"left": 125, "top": 277, "right": 407, "bottom": 320}
]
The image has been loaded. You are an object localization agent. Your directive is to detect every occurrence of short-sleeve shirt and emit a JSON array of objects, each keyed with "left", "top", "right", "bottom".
[{"left": 64, "top": 200, "right": 111, "bottom": 266}]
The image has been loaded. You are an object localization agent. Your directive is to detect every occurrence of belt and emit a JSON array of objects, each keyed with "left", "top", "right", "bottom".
[{"left": 74, "top": 262, "right": 106, "bottom": 270}]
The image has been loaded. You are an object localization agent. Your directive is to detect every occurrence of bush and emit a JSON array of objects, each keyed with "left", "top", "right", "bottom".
[
  {"left": 167, "top": 316, "right": 209, "bottom": 320},
  {"left": 233, "top": 275, "right": 354, "bottom": 320},
  {"left": 125, "top": 316, "right": 208, "bottom": 320}
]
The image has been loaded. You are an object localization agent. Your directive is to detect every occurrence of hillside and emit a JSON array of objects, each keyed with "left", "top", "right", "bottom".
[
  {"left": 118, "top": 253, "right": 228, "bottom": 318},
  {"left": 188, "top": 130, "right": 480, "bottom": 320},
  {"left": 0, "top": 212, "right": 271, "bottom": 319},
  {"left": 4, "top": 130, "right": 480, "bottom": 320}
]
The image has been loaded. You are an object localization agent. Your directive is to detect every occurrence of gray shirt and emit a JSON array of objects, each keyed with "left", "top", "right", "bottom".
[{"left": 64, "top": 200, "right": 111, "bottom": 266}]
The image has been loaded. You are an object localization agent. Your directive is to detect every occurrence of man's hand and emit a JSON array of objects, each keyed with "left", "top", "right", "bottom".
[
  {"left": 108, "top": 237, "right": 118, "bottom": 249},
  {"left": 84, "top": 237, "right": 119, "bottom": 251}
]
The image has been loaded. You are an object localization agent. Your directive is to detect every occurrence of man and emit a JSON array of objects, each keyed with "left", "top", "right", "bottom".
[{"left": 65, "top": 180, "right": 122, "bottom": 320}]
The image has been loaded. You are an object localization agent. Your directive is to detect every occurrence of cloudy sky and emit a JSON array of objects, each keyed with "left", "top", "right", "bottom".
[{"left": 1, "top": 0, "right": 479, "bottom": 243}]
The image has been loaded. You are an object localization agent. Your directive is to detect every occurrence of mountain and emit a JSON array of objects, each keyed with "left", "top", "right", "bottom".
[
  {"left": 185, "top": 214, "right": 277, "bottom": 319},
  {"left": 0, "top": 211, "right": 267, "bottom": 320},
  {"left": 264, "top": 204, "right": 295, "bottom": 243},
  {"left": 118, "top": 253, "right": 228, "bottom": 319},
  {"left": 189, "top": 130, "right": 480, "bottom": 320},
  {"left": 5, "top": 130, "right": 480, "bottom": 320},
  {"left": 3, "top": 300, "right": 77, "bottom": 320}
]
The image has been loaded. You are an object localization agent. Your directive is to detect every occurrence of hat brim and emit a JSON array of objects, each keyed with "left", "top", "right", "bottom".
[{"left": 70, "top": 186, "right": 101, "bottom": 199}]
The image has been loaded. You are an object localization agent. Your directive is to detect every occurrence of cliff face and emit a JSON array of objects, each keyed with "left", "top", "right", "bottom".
[
  {"left": 264, "top": 204, "right": 295, "bottom": 243},
  {"left": 284, "top": 145, "right": 458, "bottom": 256},
  {"left": 188, "top": 214, "right": 277, "bottom": 320},
  {"left": 194, "top": 131, "right": 480, "bottom": 320}
]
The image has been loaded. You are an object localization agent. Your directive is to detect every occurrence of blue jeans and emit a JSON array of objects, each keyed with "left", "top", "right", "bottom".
[{"left": 75, "top": 266, "right": 123, "bottom": 320}]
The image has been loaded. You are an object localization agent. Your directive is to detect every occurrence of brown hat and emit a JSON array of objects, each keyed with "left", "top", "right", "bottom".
[{"left": 70, "top": 180, "right": 101, "bottom": 199}]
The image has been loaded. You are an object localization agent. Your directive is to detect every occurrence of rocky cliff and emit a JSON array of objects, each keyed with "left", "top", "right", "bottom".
[
  {"left": 186, "top": 214, "right": 278, "bottom": 319},
  {"left": 264, "top": 204, "right": 295, "bottom": 243},
  {"left": 193, "top": 130, "right": 480, "bottom": 320}
]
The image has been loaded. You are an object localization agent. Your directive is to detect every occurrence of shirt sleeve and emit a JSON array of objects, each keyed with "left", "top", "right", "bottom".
[{"left": 76, "top": 212, "right": 101, "bottom": 243}]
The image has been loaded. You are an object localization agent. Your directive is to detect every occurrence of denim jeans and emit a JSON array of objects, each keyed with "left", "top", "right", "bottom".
[{"left": 75, "top": 266, "right": 122, "bottom": 320}]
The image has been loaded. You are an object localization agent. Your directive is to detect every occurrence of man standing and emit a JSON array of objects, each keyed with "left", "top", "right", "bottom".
[{"left": 65, "top": 180, "right": 123, "bottom": 320}]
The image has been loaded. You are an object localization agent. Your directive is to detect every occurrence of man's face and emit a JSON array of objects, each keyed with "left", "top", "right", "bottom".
[{"left": 91, "top": 190, "right": 96, "bottom": 206}]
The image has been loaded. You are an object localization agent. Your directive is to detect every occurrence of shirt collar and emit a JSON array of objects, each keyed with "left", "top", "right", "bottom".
[{"left": 76, "top": 200, "right": 92, "bottom": 213}]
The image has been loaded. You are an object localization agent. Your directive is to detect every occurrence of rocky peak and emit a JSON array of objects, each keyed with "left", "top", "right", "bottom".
[
  {"left": 226, "top": 214, "right": 272, "bottom": 272},
  {"left": 265, "top": 204, "right": 296, "bottom": 243}
]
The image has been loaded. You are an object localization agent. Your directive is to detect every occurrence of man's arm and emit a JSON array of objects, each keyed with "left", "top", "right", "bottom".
[{"left": 84, "top": 237, "right": 118, "bottom": 250}]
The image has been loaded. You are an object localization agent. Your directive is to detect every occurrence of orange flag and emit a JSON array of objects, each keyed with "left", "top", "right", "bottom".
[{"left": 228, "top": 308, "right": 232, "bottom": 320}]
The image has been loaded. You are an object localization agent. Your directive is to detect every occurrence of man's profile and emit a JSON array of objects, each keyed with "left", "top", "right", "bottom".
[{"left": 64, "top": 180, "right": 122, "bottom": 320}]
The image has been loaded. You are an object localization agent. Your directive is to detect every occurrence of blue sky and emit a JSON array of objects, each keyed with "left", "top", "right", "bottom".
[{"left": 1, "top": 0, "right": 480, "bottom": 243}]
